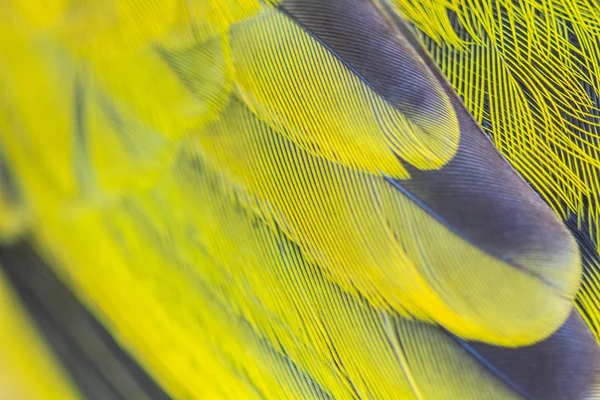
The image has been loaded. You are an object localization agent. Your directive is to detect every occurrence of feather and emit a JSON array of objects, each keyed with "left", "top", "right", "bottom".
[
  {"left": 386, "top": 0, "right": 600, "bottom": 342},
  {"left": 0, "top": 0, "right": 598, "bottom": 399},
  {"left": 0, "top": 260, "right": 79, "bottom": 400},
  {"left": 0, "top": 242, "right": 170, "bottom": 400}
]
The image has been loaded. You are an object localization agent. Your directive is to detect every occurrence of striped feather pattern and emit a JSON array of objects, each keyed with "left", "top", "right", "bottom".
[
  {"left": 0, "top": 0, "right": 598, "bottom": 399},
  {"left": 388, "top": 0, "right": 600, "bottom": 340}
]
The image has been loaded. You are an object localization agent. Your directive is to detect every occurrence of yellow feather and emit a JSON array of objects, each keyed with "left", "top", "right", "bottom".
[
  {"left": 0, "top": 268, "right": 80, "bottom": 400},
  {"left": 391, "top": 0, "right": 600, "bottom": 243},
  {"left": 389, "top": 0, "right": 600, "bottom": 342},
  {"left": 0, "top": 0, "right": 597, "bottom": 398},
  {"left": 232, "top": 8, "right": 459, "bottom": 178}
]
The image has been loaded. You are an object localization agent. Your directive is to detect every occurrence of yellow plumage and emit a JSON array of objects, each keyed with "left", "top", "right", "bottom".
[
  {"left": 0, "top": 0, "right": 598, "bottom": 399},
  {"left": 391, "top": 0, "right": 600, "bottom": 340},
  {"left": 0, "top": 269, "right": 79, "bottom": 399}
]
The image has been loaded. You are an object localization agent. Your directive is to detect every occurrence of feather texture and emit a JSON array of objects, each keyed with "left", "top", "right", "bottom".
[
  {"left": 0, "top": 0, "right": 598, "bottom": 399},
  {"left": 387, "top": 0, "right": 600, "bottom": 341}
]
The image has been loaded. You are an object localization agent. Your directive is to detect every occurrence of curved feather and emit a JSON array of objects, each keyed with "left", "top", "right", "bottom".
[
  {"left": 0, "top": 0, "right": 598, "bottom": 399},
  {"left": 387, "top": 0, "right": 600, "bottom": 340}
]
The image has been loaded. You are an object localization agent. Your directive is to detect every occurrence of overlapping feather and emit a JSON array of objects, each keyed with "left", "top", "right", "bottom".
[
  {"left": 388, "top": 0, "right": 600, "bottom": 340},
  {"left": 0, "top": 0, "right": 598, "bottom": 399}
]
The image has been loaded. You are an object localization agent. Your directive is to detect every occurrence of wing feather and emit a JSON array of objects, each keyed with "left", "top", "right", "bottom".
[{"left": 0, "top": 0, "right": 598, "bottom": 399}]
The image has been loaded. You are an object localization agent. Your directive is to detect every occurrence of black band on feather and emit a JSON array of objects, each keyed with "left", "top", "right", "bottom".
[{"left": 0, "top": 242, "right": 172, "bottom": 400}]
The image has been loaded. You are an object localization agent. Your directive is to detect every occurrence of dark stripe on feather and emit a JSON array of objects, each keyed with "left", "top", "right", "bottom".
[
  {"left": 0, "top": 144, "right": 21, "bottom": 208},
  {"left": 279, "top": 0, "right": 451, "bottom": 131},
  {"left": 467, "top": 310, "right": 600, "bottom": 400},
  {"left": 0, "top": 242, "right": 172, "bottom": 400},
  {"left": 283, "top": 0, "right": 578, "bottom": 288}
]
